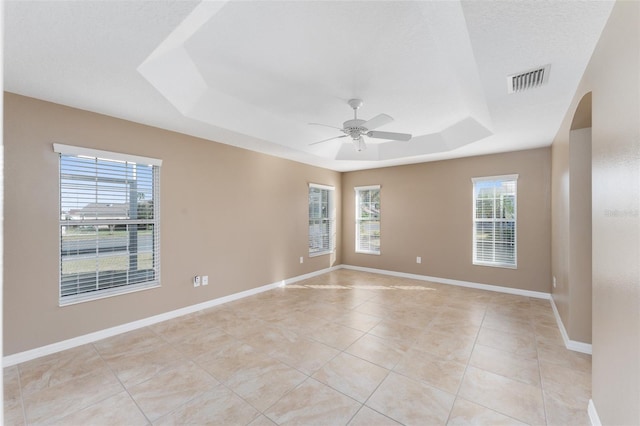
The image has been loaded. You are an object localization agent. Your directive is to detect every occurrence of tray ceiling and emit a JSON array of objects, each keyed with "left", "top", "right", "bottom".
[{"left": 4, "top": 0, "right": 614, "bottom": 171}]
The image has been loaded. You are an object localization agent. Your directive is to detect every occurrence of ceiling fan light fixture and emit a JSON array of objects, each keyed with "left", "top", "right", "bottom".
[{"left": 354, "top": 136, "right": 366, "bottom": 152}]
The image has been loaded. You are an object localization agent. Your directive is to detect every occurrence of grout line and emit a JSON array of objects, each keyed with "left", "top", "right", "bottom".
[
  {"left": 442, "top": 301, "right": 488, "bottom": 425},
  {"left": 90, "top": 341, "right": 153, "bottom": 425},
  {"left": 15, "top": 365, "right": 28, "bottom": 426}
]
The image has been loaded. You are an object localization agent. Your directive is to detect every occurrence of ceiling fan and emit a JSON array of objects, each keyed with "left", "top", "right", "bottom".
[{"left": 309, "top": 99, "right": 412, "bottom": 151}]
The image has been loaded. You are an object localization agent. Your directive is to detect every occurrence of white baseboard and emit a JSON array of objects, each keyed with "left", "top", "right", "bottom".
[
  {"left": 588, "top": 399, "right": 602, "bottom": 426},
  {"left": 3, "top": 265, "right": 340, "bottom": 367},
  {"left": 340, "top": 264, "right": 551, "bottom": 299},
  {"left": 550, "top": 296, "right": 593, "bottom": 354}
]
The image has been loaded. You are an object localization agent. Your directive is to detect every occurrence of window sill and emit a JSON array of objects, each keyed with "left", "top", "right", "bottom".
[
  {"left": 356, "top": 250, "right": 381, "bottom": 256},
  {"left": 59, "top": 281, "right": 160, "bottom": 307},
  {"left": 473, "top": 261, "right": 517, "bottom": 270},
  {"left": 309, "top": 250, "right": 333, "bottom": 258}
]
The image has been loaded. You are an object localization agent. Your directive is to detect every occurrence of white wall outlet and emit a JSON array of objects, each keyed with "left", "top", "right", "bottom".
[
  {"left": 193, "top": 276, "right": 201, "bottom": 287},
  {"left": 553, "top": 276, "right": 557, "bottom": 288},
  {"left": 300, "top": 257, "right": 304, "bottom": 264},
  {"left": 202, "top": 275, "right": 209, "bottom": 286},
  {"left": 416, "top": 256, "right": 422, "bottom": 264}
]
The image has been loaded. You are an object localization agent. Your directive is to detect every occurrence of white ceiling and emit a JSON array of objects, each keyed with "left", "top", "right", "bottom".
[{"left": 4, "top": 0, "right": 614, "bottom": 172}]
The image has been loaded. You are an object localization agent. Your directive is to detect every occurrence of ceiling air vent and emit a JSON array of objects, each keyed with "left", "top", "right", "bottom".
[{"left": 507, "top": 65, "right": 550, "bottom": 94}]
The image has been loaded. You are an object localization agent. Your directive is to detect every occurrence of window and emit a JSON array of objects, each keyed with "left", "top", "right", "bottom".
[
  {"left": 54, "top": 144, "right": 161, "bottom": 305},
  {"left": 472, "top": 174, "right": 518, "bottom": 268},
  {"left": 308, "top": 183, "right": 334, "bottom": 256},
  {"left": 355, "top": 185, "right": 381, "bottom": 254}
]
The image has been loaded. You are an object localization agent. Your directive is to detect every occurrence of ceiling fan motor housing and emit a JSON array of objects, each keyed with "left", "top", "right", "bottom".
[{"left": 343, "top": 119, "right": 367, "bottom": 139}]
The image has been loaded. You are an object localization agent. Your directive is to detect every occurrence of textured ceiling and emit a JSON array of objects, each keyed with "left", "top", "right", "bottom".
[{"left": 4, "top": 1, "right": 614, "bottom": 171}]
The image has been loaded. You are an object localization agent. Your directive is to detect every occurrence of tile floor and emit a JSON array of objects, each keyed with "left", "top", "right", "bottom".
[{"left": 4, "top": 270, "right": 592, "bottom": 425}]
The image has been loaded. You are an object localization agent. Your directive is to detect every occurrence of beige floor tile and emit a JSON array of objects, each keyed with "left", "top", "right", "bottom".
[
  {"left": 333, "top": 311, "right": 382, "bottom": 332},
  {"left": 154, "top": 384, "right": 260, "bottom": 425},
  {"left": 346, "top": 333, "right": 411, "bottom": 370},
  {"left": 248, "top": 414, "right": 278, "bottom": 426},
  {"left": 430, "top": 308, "right": 486, "bottom": 328},
  {"left": 54, "top": 390, "right": 148, "bottom": 426},
  {"left": 367, "top": 371, "right": 455, "bottom": 425},
  {"left": 4, "top": 366, "right": 25, "bottom": 426},
  {"left": 476, "top": 327, "right": 538, "bottom": 358},
  {"left": 94, "top": 327, "right": 166, "bottom": 357},
  {"left": 195, "top": 340, "right": 272, "bottom": 382},
  {"left": 536, "top": 341, "right": 592, "bottom": 373},
  {"left": 429, "top": 322, "right": 481, "bottom": 339},
  {"left": 196, "top": 308, "right": 255, "bottom": 334},
  {"left": 486, "top": 303, "right": 532, "bottom": 322},
  {"left": 534, "top": 323, "right": 566, "bottom": 347},
  {"left": 264, "top": 378, "right": 361, "bottom": 425},
  {"left": 128, "top": 360, "right": 218, "bottom": 421},
  {"left": 149, "top": 314, "right": 213, "bottom": 343},
  {"left": 469, "top": 344, "right": 540, "bottom": 386},
  {"left": 312, "top": 352, "right": 389, "bottom": 403},
  {"left": 101, "top": 341, "right": 187, "bottom": 388},
  {"left": 368, "top": 320, "right": 424, "bottom": 343},
  {"left": 18, "top": 344, "right": 108, "bottom": 396},
  {"left": 241, "top": 325, "right": 300, "bottom": 355},
  {"left": 412, "top": 328, "right": 476, "bottom": 363},
  {"left": 272, "top": 338, "right": 340, "bottom": 375},
  {"left": 539, "top": 360, "right": 592, "bottom": 408},
  {"left": 348, "top": 406, "right": 402, "bottom": 426},
  {"left": 306, "top": 321, "right": 366, "bottom": 350},
  {"left": 303, "top": 302, "right": 348, "bottom": 319},
  {"left": 458, "top": 366, "right": 545, "bottom": 425},
  {"left": 172, "top": 327, "right": 237, "bottom": 358},
  {"left": 543, "top": 390, "right": 591, "bottom": 426},
  {"left": 355, "top": 300, "right": 391, "bottom": 318},
  {"left": 531, "top": 312, "right": 559, "bottom": 329},
  {"left": 447, "top": 398, "right": 528, "bottom": 425},
  {"left": 225, "top": 359, "right": 307, "bottom": 411},
  {"left": 482, "top": 312, "right": 535, "bottom": 336},
  {"left": 394, "top": 347, "right": 467, "bottom": 394},
  {"left": 7, "top": 270, "right": 584, "bottom": 425},
  {"left": 22, "top": 368, "right": 123, "bottom": 424}
]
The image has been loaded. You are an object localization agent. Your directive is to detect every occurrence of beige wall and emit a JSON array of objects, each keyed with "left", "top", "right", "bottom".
[
  {"left": 551, "top": 1, "right": 640, "bottom": 423},
  {"left": 568, "top": 128, "right": 592, "bottom": 344},
  {"left": 341, "top": 148, "right": 552, "bottom": 293},
  {"left": 3, "top": 93, "right": 341, "bottom": 355},
  {"left": 551, "top": 97, "right": 593, "bottom": 345}
]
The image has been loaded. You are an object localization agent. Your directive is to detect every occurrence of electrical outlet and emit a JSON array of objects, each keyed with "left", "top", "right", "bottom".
[
  {"left": 416, "top": 256, "right": 422, "bottom": 264},
  {"left": 300, "top": 257, "right": 304, "bottom": 264},
  {"left": 202, "top": 275, "right": 209, "bottom": 286},
  {"left": 193, "top": 276, "right": 201, "bottom": 287},
  {"left": 553, "top": 276, "right": 557, "bottom": 288}
]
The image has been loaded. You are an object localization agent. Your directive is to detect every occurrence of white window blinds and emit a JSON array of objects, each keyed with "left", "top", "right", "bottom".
[
  {"left": 54, "top": 144, "right": 161, "bottom": 305},
  {"left": 308, "top": 183, "right": 334, "bottom": 256},
  {"left": 472, "top": 175, "right": 518, "bottom": 268},
  {"left": 355, "top": 185, "right": 381, "bottom": 254}
]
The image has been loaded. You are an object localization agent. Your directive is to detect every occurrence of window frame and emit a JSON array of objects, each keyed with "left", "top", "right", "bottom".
[
  {"left": 308, "top": 183, "right": 335, "bottom": 257},
  {"left": 355, "top": 185, "right": 381, "bottom": 255},
  {"left": 54, "top": 143, "right": 162, "bottom": 306},
  {"left": 472, "top": 174, "right": 518, "bottom": 269}
]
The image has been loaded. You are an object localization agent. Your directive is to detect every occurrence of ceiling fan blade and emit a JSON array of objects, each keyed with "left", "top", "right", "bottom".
[
  {"left": 309, "top": 134, "right": 348, "bottom": 146},
  {"left": 362, "top": 113, "right": 393, "bottom": 131},
  {"left": 308, "top": 122, "right": 343, "bottom": 131},
  {"left": 367, "top": 130, "right": 412, "bottom": 141}
]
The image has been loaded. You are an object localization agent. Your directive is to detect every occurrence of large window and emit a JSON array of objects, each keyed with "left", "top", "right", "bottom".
[
  {"left": 55, "top": 144, "right": 161, "bottom": 305},
  {"left": 473, "top": 175, "right": 518, "bottom": 268},
  {"left": 308, "top": 183, "right": 334, "bottom": 256},
  {"left": 355, "top": 185, "right": 381, "bottom": 254}
]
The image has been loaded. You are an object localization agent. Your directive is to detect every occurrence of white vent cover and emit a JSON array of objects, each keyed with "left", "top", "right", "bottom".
[{"left": 507, "top": 65, "right": 550, "bottom": 94}]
